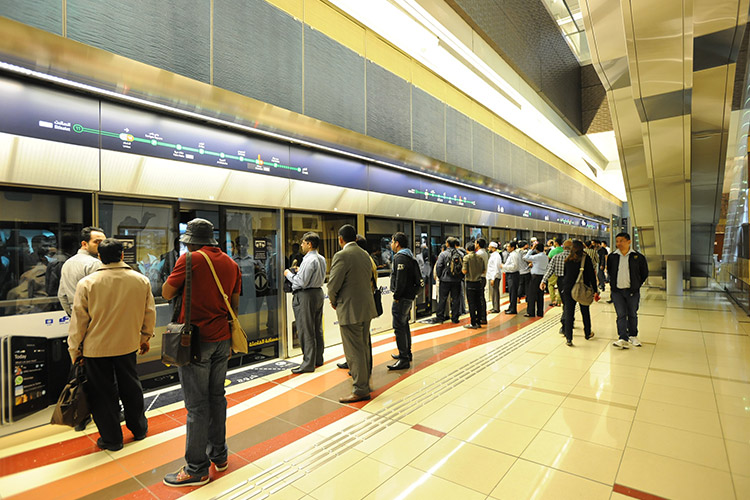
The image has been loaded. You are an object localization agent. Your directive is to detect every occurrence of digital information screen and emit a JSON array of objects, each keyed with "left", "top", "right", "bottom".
[
  {"left": 0, "top": 76, "right": 604, "bottom": 229},
  {"left": 10, "top": 336, "right": 48, "bottom": 420}
]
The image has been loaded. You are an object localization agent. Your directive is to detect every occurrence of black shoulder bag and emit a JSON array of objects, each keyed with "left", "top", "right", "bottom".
[
  {"left": 372, "top": 272, "right": 383, "bottom": 317},
  {"left": 162, "top": 251, "right": 200, "bottom": 366}
]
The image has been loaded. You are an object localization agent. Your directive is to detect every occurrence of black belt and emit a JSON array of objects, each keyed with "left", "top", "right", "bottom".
[{"left": 292, "top": 287, "right": 322, "bottom": 294}]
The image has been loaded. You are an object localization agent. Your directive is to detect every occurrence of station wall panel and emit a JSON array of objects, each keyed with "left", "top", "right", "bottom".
[
  {"left": 366, "top": 61, "right": 411, "bottom": 151},
  {"left": 303, "top": 26, "right": 365, "bottom": 134},
  {"left": 493, "top": 134, "right": 512, "bottom": 186},
  {"left": 446, "top": 107, "right": 472, "bottom": 168},
  {"left": 66, "top": 0, "right": 211, "bottom": 84},
  {"left": 0, "top": 0, "right": 61, "bottom": 35},
  {"left": 412, "top": 86, "right": 446, "bottom": 162},
  {"left": 213, "top": 0, "right": 303, "bottom": 114},
  {"left": 471, "top": 121, "right": 493, "bottom": 178}
]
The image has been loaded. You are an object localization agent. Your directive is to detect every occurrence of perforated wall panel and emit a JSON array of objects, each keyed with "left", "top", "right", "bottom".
[
  {"left": 412, "top": 86, "right": 445, "bottom": 162},
  {"left": 446, "top": 107, "right": 472, "bottom": 167},
  {"left": 67, "top": 0, "right": 210, "bottom": 83},
  {"left": 303, "top": 26, "right": 365, "bottom": 134},
  {"left": 366, "top": 61, "right": 411, "bottom": 150},
  {"left": 214, "top": 0, "right": 303, "bottom": 113},
  {"left": 472, "top": 121, "right": 493, "bottom": 177},
  {"left": 0, "top": 0, "right": 61, "bottom": 35}
]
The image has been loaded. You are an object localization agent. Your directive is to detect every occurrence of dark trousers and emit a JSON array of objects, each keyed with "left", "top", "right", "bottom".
[
  {"left": 436, "top": 280, "right": 462, "bottom": 322},
  {"left": 561, "top": 289, "right": 591, "bottom": 342},
  {"left": 478, "top": 277, "right": 488, "bottom": 322},
  {"left": 518, "top": 272, "right": 530, "bottom": 299},
  {"left": 611, "top": 289, "right": 640, "bottom": 340},
  {"left": 392, "top": 298, "right": 413, "bottom": 360},
  {"left": 597, "top": 267, "right": 606, "bottom": 291},
  {"left": 466, "top": 280, "right": 483, "bottom": 326},
  {"left": 490, "top": 277, "right": 501, "bottom": 312},
  {"left": 292, "top": 288, "right": 325, "bottom": 371},
  {"left": 526, "top": 274, "right": 545, "bottom": 317},
  {"left": 84, "top": 352, "right": 147, "bottom": 446},
  {"left": 505, "top": 272, "right": 519, "bottom": 313}
]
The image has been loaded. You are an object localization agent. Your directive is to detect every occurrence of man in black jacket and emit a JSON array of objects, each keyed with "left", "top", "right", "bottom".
[
  {"left": 607, "top": 232, "right": 649, "bottom": 349},
  {"left": 389, "top": 232, "right": 419, "bottom": 370},
  {"left": 432, "top": 237, "right": 464, "bottom": 324}
]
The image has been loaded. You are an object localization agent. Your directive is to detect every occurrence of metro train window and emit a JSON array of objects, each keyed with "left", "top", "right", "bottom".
[
  {"left": 464, "top": 226, "right": 488, "bottom": 247},
  {"left": 284, "top": 212, "right": 356, "bottom": 275},
  {"left": 0, "top": 189, "right": 90, "bottom": 316},
  {"left": 98, "top": 200, "right": 177, "bottom": 298},
  {"left": 365, "top": 217, "right": 413, "bottom": 274}
]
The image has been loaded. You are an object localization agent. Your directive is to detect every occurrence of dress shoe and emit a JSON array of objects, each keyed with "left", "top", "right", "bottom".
[
  {"left": 74, "top": 415, "right": 91, "bottom": 431},
  {"left": 388, "top": 360, "right": 410, "bottom": 370},
  {"left": 391, "top": 353, "right": 400, "bottom": 360},
  {"left": 291, "top": 367, "right": 314, "bottom": 374},
  {"left": 337, "top": 362, "right": 349, "bottom": 369},
  {"left": 96, "top": 437, "right": 123, "bottom": 452},
  {"left": 463, "top": 324, "right": 479, "bottom": 329},
  {"left": 504, "top": 310, "right": 517, "bottom": 315},
  {"left": 339, "top": 393, "right": 370, "bottom": 403},
  {"left": 451, "top": 319, "right": 460, "bottom": 324},
  {"left": 479, "top": 320, "right": 488, "bottom": 325},
  {"left": 489, "top": 309, "right": 500, "bottom": 313},
  {"left": 133, "top": 428, "right": 148, "bottom": 441},
  {"left": 523, "top": 313, "right": 533, "bottom": 317}
]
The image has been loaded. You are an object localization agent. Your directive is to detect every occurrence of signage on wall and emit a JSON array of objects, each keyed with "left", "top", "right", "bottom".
[
  {"left": 115, "top": 235, "right": 138, "bottom": 266},
  {"left": 0, "top": 76, "right": 609, "bottom": 229}
]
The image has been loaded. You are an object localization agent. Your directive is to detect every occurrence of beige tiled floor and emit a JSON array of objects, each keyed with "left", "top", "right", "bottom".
[{"left": 205, "top": 289, "right": 750, "bottom": 499}]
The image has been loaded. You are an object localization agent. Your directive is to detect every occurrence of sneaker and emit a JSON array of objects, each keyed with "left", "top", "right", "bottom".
[
  {"left": 213, "top": 460, "right": 229, "bottom": 472},
  {"left": 163, "top": 467, "right": 210, "bottom": 488},
  {"left": 612, "top": 339, "right": 630, "bottom": 349},
  {"left": 628, "top": 336, "right": 642, "bottom": 347}
]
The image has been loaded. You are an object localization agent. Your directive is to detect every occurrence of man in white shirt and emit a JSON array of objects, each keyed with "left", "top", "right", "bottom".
[
  {"left": 607, "top": 232, "right": 649, "bottom": 349},
  {"left": 486, "top": 242, "right": 502, "bottom": 313},
  {"left": 501, "top": 241, "right": 521, "bottom": 314},
  {"left": 58, "top": 226, "right": 106, "bottom": 316}
]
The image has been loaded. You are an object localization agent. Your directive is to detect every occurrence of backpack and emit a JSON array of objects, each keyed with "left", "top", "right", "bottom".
[{"left": 448, "top": 249, "right": 464, "bottom": 279}]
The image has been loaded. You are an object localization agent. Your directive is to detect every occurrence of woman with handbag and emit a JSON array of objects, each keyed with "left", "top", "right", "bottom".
[{"left": 559, "top": 240, "right": 599, "bottom": 346}]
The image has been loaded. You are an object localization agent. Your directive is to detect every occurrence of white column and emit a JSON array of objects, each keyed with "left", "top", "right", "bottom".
[{"left": 666, "top": 260, "right": 683, "bottom": 296}]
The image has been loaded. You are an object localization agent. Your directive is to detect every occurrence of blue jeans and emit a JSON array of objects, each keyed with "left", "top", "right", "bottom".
[
  {"left": 178, "top": 339, "right": 230, "bottom": 476},
  {"left": 392, "top": 298, "right": 413, "bottom": 360},
  {"left": 611, "top": 289, "right": 640, "bottom": 340}
]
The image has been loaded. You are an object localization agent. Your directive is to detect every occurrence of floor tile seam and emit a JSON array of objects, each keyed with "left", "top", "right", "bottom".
[
  {"left": 709, "top": 366, "right": 748, "bottom": 492},
  {"left": 637, "top": 393, "right": 719, "bottom": 412},
  {"left": 511, "top": 455, "right": 618, "bottom": 488},
  {"left": 206, "top": 317, "right": 558, "bottom": 500},
  {"left": 623, "top": 432, "right": 733, "bottom": 474}
]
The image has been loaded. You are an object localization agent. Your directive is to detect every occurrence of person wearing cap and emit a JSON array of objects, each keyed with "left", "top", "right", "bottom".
[
  {"left": 162, "top": 219, "right": 242, "bottom": 488},
  {"left": 486, "top": 241, "right": 502, "bottom": 313}
]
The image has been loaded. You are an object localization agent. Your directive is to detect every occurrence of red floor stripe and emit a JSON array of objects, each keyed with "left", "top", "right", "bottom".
[
  {"left": 613, "top": 483, "right": 670, "bottom": 500},
  {"left": 412, "top": 424, "right": 447, "bottom": 438}
]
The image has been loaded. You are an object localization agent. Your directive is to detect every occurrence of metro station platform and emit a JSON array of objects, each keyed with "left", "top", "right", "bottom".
[{"left": 0, "top": 290, "right": 748, "bottom": 500}]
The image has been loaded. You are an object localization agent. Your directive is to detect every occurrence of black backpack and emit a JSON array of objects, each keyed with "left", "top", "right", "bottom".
[{"left": 448, "top": 249, "right": 464, "bottom": 279}]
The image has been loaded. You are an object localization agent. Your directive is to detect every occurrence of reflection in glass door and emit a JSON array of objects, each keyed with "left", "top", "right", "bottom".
[
  {"left": 224, "top": 208, "right": 280, "bottom": 362},
  {"left": 415, "top": 222, "right": 432, "bottom": 317}
]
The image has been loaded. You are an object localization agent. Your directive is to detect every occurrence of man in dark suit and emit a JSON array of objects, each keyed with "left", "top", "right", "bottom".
[{"left": 327, "top": 224, "right": 378, "bottom": 403}]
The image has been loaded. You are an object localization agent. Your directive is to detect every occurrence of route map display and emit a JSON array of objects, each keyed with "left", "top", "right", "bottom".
[{"left": 0, "top": 76, "right": 605, "bottom": 229}]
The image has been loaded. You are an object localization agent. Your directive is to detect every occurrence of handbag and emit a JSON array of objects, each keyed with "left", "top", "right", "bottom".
[
  {"left": 197, "top": 251, "right": 249, "bottom": 354},
  {"left": 372, "top": 273, "right": 383, "bottom": 317},
  {"left": 571, "top": 254, "right": 595, "bottom": 306},
  {"left": 162, "top": 251, "right": 200, "bottom": 366},
  {"left": 50, "top": 357, "right": 90, "bottom": 427}
]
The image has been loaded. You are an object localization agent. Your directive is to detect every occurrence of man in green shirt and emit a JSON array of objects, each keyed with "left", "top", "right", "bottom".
[{"left": 546, "top": 237, "right": 564, "bottom": 306}]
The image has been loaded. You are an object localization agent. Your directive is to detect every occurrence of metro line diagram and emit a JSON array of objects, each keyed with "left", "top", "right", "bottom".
[
  {"left": 407, "top": 187, "right": 477, "bottom": 206},
  {"left": 71, "top": 123, "right": 306, "bottom": 173}
]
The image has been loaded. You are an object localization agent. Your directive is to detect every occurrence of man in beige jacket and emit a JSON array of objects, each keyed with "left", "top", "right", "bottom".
[{"left": 67, "top": 238, "right": 155, "bottom": 451}]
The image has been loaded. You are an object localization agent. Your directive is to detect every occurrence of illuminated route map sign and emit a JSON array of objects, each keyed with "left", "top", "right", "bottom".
[{"left": 0, "top": 76, "right": 604, "bottom": 229}]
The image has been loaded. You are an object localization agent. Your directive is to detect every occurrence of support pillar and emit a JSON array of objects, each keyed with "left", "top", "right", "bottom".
[{"left": 666, "top": 260, "right": 683, "bottom": 296}]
